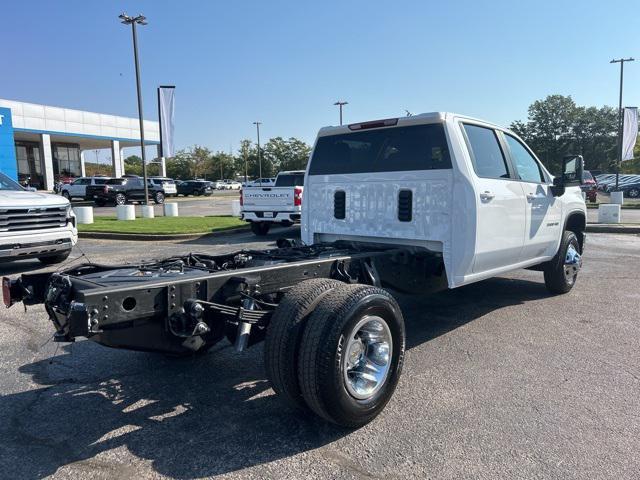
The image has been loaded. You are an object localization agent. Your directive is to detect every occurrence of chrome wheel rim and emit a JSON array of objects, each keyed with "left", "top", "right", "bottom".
[
  {"left": 564, "top": 244, "right": 582, "bottom": 285},
  {"left": 343, "top": 315, "right": 392, "bottom": 400},
  {"left": 116, "top": 194, "right": 125, "bottom": 205}
]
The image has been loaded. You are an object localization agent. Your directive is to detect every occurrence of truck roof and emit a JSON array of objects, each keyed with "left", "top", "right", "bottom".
[{"left": 317, "top": 112, "right": 509, "bottom": 137}]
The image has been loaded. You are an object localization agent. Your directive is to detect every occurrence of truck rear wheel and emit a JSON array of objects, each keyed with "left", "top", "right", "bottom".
[
  {"left": 115, "top": 193, "right": 127, "bottom": 205},
  {"left": 251, "top": 222, "right": 271, "bottom": 236},
  {"left": 298, "top": 284, "right": 405, "bottom": 428},
  {"left": 544, "top": 230, "right": 582, "bottom": 294},
  {"left": 264, "top": 278, "right": 343, "bottom": 411}
]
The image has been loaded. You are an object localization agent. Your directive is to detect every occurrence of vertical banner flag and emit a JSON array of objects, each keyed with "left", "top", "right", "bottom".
[
  {"left": 622, "top": 106, "right": 638, "bottom": 161},
  {"left": 158, "top": 86, "right": 176, "bottom": 158}
]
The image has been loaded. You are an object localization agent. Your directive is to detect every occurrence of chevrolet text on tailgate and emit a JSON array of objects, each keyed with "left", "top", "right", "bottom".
[{"left": 4, "top": 112, "right": 586, "bottom": 427}]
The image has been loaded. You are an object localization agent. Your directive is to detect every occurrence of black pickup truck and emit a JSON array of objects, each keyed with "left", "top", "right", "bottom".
[{"left": 86, "top": 176, "right": 166, "bottom": 206}]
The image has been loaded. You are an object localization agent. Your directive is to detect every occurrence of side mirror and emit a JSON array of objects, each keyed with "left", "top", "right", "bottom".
[{"left": 551, "top": 155, "right": 583, "bottom": 196}]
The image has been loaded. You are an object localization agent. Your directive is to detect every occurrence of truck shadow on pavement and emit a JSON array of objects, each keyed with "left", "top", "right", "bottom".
[{"left": 5, "top": 276, "right": 550, "bottom": 479}]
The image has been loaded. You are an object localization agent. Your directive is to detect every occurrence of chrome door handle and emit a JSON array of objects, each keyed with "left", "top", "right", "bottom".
[
  {"left": 479, "top": 191, "right": 495, "bottom": 201},
  {"left": 527, "top": 193, "right": 545, "bottom": 201}
]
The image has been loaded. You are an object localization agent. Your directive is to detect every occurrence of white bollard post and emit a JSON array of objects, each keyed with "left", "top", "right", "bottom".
[
  {"left": 231, "top": 199, "right": 241, "bottom": 217},
  {"left": 116, "top": 204, "right": 136, "bottom": 221},
  {"left": 141, "top": 205, "right": 155, "bottom": 219},
  {"left": 598, "top": 204, "right": 621, "bottom": 224},
  {"left": 164, "top": 202, "right": 179, "bottom": 217},
  {"left": 610, "top": 191, "right": 624, "bottom": 205},
  {"left": 73, "top": 206, "right": 94, "bottom": 224}
]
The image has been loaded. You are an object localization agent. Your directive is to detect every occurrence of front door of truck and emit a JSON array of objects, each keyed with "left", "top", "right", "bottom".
[
  {"left": 461, "top": 123, "right": 526, "bottom": 273},
  {"left": 501, "top": 133, "right": 562, "bottom": 260}
]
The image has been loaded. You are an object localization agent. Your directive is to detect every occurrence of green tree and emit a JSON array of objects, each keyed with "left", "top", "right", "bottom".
[
  {"left": 511, "top": 95, "right": 618, "bottom": 174},
  {"left": 171, "top": 146, "right": 212, "bottom": 179},
  {"left": 123, "top": 155, "right": 143, "bottom": 176},
  {"left": 211, "top": 151, "right": 236, "bottom": 179},
  {"left": 263, "top": 137, "right": 311, "bottom": 172}
]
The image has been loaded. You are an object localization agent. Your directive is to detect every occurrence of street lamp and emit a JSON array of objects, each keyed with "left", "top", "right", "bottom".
[
  {"left": 610, "top": 57, "right": 635, "bottom": 190},
  {"left": 253, "top": 121, "right": 262, "bottom": 184},
  {"left": 333, "top": 101, "right": 348, "bottom": 125},
  {"left": 119, "top": 12, "right": 150, "bottom": 204}
]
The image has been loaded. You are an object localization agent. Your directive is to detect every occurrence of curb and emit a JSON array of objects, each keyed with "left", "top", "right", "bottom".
[
  {"left": 79, "top": 225, "right": 250, "bottom": 241},
  {"left": 586, "top": 224, "right": 640, "bottom": 234}
]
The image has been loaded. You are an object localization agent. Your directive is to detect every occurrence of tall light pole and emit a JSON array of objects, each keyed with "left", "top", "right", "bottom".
[
  {"left": 253, "top": 121, "right": 262, "bottom": 184},
  {"left": 334, "top": 101, "right": 348, "bottom": 125},
  {"left": 610, "top": 57, "right": 634, "bottom": 190},
  {"left": 119, "top": 12, "right": 150, "bottom": 204}
]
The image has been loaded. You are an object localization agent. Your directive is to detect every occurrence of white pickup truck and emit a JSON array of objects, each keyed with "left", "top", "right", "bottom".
[
  {"left": 0, "top": 172, "right": 77, "bottom": 264},
  {"left": 240, "top": 170, "right": 305, "bottom": 235},
  {"left": 5, "top": 112, "right": 586, "bottom": 428}
]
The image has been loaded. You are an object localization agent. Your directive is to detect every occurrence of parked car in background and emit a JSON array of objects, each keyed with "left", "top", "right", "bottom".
[
  {"left": 150, "top": 177, "right": 177, "bottom": 197},
  {"left": 0, "top": 171, "right": 77, "bottom": 264},
  {"left": 86, "top": 176, "right": 166, "bottom": 206},
  {"left": 176, "top": 180, "right": 214, "bottom": 196},
  {"left": 581, "top": 170, "right": 597, "bottom": 203},
  {"left": 221, "top": 180, "right": 242, "bottom": 190},
  {"left": 620, "top": 179, "right": 640, "bottom": 198},
  {"left": 241, "top": 170, "right": 305, "bottom": 235},
  {"left": 60, "top": 176, "right": 111, "bottom": 200}
]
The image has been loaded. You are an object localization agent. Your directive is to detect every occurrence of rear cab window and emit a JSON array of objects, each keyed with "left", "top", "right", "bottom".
[
  {"left": 275, "top": 173, "right": 305, "bottom": 187},
  {"left": 309, "top": 123, "right": 451, "bottom": 175},
  {"left": 462, "top": 124, "right": 510, "bottom": 179}
]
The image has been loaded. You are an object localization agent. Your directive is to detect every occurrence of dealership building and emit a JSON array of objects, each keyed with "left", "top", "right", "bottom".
[{"left": 0, "top": 98, "right": 161, "bottom": 190}]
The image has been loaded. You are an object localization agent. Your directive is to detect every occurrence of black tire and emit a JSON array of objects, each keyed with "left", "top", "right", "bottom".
[
  {"left": 38, "top": 250, "right": 71, "bottom": 265},
  {"left": 298, "top": 284, "right": 405, "bottom": 428},
  {"left": 62, "top": 191, "right": 70, "bottom": 200},
  {"left": 154, "top": 192, "right": 165, "bottom": 204},
  {"left": 115, "top": 193, "right": 127, "bottom": 205},
  {"left": 543, "top": 230, "right": 581, "bottom": 294},
  {"left": 628, "top": 188, "right": 640, "bottom": 198},
  {"left": 251, "top": 222, "right": 271, "bottom": 236},
  {"left": 194, "top": 190, "right": 201, "bottom": 196},
  {"left": 264, "top": 278, "right": 343, "bottom": 411}
]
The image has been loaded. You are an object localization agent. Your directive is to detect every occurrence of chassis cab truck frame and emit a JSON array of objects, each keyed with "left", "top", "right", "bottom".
[{"left": 4, "top": 112, "right": 585, "bottom": 428}]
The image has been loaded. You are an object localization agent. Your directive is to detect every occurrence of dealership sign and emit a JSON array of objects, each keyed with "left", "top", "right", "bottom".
[{"left": 0, "top": 107, "right": 18, "bottom": 180}]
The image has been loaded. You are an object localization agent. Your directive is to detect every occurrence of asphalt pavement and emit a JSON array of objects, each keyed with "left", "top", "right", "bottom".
[{"left": 0, "top": 231, "right": 639, "bottom": 479}]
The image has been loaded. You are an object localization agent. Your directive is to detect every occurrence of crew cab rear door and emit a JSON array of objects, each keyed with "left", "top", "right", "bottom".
[
  {"left": 460, "top": 123, "right": 526, "bottom": 273},
  {"left": 501, "top": 132, "right": 561, "bottom": 260}
]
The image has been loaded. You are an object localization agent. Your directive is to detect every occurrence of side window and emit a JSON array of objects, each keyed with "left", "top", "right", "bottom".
[
  {"left": 504, "top": 134, "right": 544, "bottom": 183},
  {"left": 462, "top": 124, "right": 510, "bottom": 179}
]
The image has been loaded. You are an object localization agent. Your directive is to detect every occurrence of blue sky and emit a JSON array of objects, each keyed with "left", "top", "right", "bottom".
[{"left": 2, "top": 0, "right": 639, "bottom": 158}]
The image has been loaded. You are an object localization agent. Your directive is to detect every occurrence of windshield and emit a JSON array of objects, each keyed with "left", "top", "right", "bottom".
[
  {"left": 309, "top": 124, "right": 451, "bottom": 175},
  {"left": 0, "top": 172, "right": 24, "bottom": 191}
]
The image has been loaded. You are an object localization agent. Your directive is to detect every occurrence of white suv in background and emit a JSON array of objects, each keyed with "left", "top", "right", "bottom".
[
  {"left": 0, "top": 172, "right": 77, "bottom": 264},
  {"left": 60, "top": 176, "right": 111, "bottom": 200},
  {"left": 149, "top": 177, "right": 177, "bottom": 196}
]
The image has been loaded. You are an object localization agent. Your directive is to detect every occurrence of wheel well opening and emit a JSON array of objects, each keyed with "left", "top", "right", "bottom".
[{"left": 566, "top": 213, "right": 586, "bottom": 252}]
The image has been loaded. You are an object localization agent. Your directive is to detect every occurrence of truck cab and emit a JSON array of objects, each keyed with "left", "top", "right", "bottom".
[{"left": 302, "top": 112, "right": 586, "bottom": 288}]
